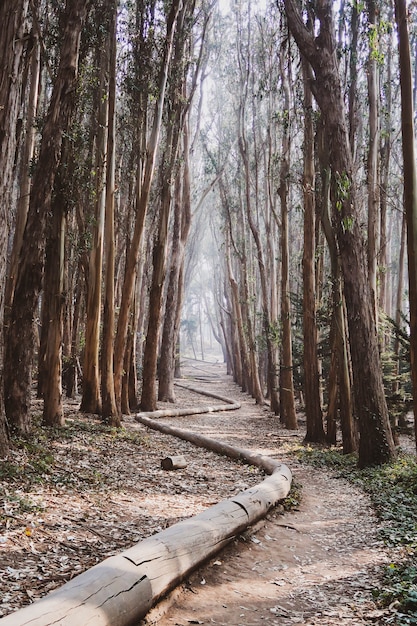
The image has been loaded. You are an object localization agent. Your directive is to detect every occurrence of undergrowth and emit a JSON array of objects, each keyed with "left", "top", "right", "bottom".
[
  {"left": 296, "top": 445, "right": 417, "bottom": 624},
  {"left": 0, "top": 417, "right": 148, "bottom": 501}
]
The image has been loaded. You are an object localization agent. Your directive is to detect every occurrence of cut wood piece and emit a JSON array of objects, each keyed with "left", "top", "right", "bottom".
[{"left": 161, "top": 455, "right": 187, "bottom": 470}]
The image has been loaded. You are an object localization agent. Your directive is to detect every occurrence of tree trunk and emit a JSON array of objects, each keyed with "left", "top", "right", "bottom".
[
  {"left": 4, "top": 0, "right": 88, "bottom": 434},
  {"left": 158, "top": 120, "right": 192, "bottom": 402},
  {"left": 101, "top": 1, "right": 119, "bottom": 425},
  {"left": 278, "top": 32, "right": 297, "bottom": 429},
  {"left": 302, "top": 56, "right": 325, "bottom": 443},
  {"left": 379, "top": 6, "right": 393, "bottom": 314},
  {"left": 5, "top": 30, "right": 40, "bottom": 315},
  {"left": 80, "top": 42, "right": 108, "bottom": 416},
  {"left": 0, "top": 0, "right": 29, "bottom": 451},
  {"left": 395, "top": 0, "right": 417, "bottom": 450},
  {"left": 283, "top": 0, "right": 395, "bottom": 466},
  {"left": 318, "top": 123, "right": 357, "bottom": 453},
  {"left": 367, "top": 0, "right": 380, "bottom": 320},
  {"left": 42, "top": 183, "right": 66, "bottom": 427},
  {"left": 239, "top": 129, "right": 279, "bottom": 414},
  {"left": 393, "top": 213, "right": 406, "bottom": 396}
]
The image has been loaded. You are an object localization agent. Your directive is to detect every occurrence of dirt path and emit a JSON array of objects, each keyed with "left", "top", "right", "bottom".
[{"left": 141, "top": 360, "right": 394, "bottom": 626}]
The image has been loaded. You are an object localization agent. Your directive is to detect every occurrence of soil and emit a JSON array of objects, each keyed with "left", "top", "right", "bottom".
[{"left": 0, "top": 359, "right": 407, "bottom": 624}]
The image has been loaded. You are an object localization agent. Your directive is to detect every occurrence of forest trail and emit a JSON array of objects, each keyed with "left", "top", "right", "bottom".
[{"left": 142, "top": 359, "right": 395, "bottom": 626}]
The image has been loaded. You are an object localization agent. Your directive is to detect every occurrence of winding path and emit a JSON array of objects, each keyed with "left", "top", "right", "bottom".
[
  {"left": 143, "top": 361, "right": 394, "bottom": 626},
  {"left": 0, "top": 360, "right": 396, "bottom": 625}
]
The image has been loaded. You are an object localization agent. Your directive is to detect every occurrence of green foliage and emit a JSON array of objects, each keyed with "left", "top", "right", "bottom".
[
  {"left": 282, "top": 480, "right": 302, "bottom": 512},
  {"left": 375, "top": 564, "right": 417, "bottom": 624},
  {"left": 296, "top": 447, "right": 417, "bottom": 622},
  {"left": 380, "top": 312, "right": 412, "bottom": 431},
  {"left": 335, "top": 171, "right": 351, "bottom": 212}
]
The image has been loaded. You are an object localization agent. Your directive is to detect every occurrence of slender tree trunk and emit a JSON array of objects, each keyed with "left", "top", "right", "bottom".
[
  {"left": 5, "top": 0, "right": 88, "bottom": 434},
  {"left": 80, "top": 46, "right": 108, "bottom": 415},
  {"left": 393, "top": 213, "right": 406, "bottom": 396},
  {"left": 239, "top": 131, "right": 279, "bottom": 413},
  {"left": 5, "top": 31, "right": 40, "bottom": 315},
  {"left": 42, "top": 182, "right": 66, "bottom": 427},
  {"left": 278, "top": 33, "right": 297, "bottom": 429},
  {"left": 0, "top": 0, "right": 29, "bottom": 449},
  {"left": 101, "top": 2, "right": 119, "bottom": 425},
  {"left": 395, "top": 0, "right": 417, "bottom": 449},
  {"left": 367, "top": 0, "right": 380, "bottom": 320},
  {"left": 379, "top": 7, "right": 393, "bottom": 314},
  {"left": 318, "top": 122, "right": 357, "bottom": 452},
  {"left": 225, "top": 230, "right": 250, "bottom": 392},
  {"left": 348, "top": 3, "right": 359, "bottom": 161},
  {"left": 302, "top": 57, "right": 325, "bottom": 443},
  {"left": 158, "top": 119, "right": 192, "bottom": 402}
]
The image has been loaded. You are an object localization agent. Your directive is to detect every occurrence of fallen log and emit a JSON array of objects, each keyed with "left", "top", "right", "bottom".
[
  {"left": 0, "top": 388, "right": 292, "bottom": 626},
  {"left": 161, "top": 455, "right": 187, "bottom": 470}
]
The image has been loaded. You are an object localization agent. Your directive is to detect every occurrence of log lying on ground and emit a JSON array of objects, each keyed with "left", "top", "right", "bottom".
[
  {"left": 161, "top": 454, "right": 187, "bottom": 470},
  {"left": 1, "top": 390, "right": 291, "bottom": 626}
]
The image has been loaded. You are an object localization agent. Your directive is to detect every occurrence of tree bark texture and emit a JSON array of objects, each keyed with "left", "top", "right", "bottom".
[
  {"left": 0, "top": 0, "right": 29, "bottom": 451},
  {"left": 302, "top": 56, "right": 325, "bottom": 443},
  {"left": 278, "top": 34, "right": 297, "bottom": 429},
  {"left": 4, "top": 0, "right": 88, "bottom": 434},
  {"left": 101, "top": 1, "right": 119, "bottom": 425},
  {"left": 80, "top": 41, "right": 108, "bottom": 416},
  {"left": 366, "top": 0, "right": 380, "bottom": 320}
]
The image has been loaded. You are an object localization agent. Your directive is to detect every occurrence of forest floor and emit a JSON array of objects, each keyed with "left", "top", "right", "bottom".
[{"left": 0, "top": 359, "right": 410, "bottom": 624}]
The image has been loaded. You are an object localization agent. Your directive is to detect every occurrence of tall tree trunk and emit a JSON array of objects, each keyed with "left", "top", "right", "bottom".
[
  {"left": 101, "top": 1, "right": 119, "bottom": 425},
  {"left": 302, "top": 57, "right": 325, "bottom": 443},
  {"left": 140, "top": 174, "right": 175, "bottom": 411},
  {"left": 225, "top": 229, "right": 250, "bottom": 392},
  {"left": 393, "top": 213, "right": 407, "bottom": 396},
  {"left": 239, "top": 132, "right": 279, "bottom": 412},
  {"left": 278, "top": 32, "right": 297, "bottom": 429},
  {"left": 319, "top": 128, "right": 357, "bottom": 453},
  {"left": 80, "top": 45, "right": 108, "bottom": 416},
  {"left": 379, "top": 5, "right": 393, "bottom": 314},
  {"left": 395, "top": 0, "right": 417, "bottom": 449},
  {"left": 5, "top": 0, "right": 88, "bottom": 434},
  {"left": 42, "top": 178, "right": 66, "bottom": 427},
  {"left": 284, "top": 0, "right": 395, "bottom": 466},
  {"left": 348, "top": 3, "right": 359, "bottom": 161},
  {"left": 5, "top": 31, "right": 40, "bottom": 315},
  {"left": 158, "top": 121, "right": 192, "bottom": 402},
  {"left": 0, "top": 0, "right": 29, "bottom": 451},
  {"left": 367, "top": 0, "right": 380, "bottom": 320}
]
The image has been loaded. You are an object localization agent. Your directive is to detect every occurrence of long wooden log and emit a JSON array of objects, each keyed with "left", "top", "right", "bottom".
[{"left": 1, "top": 389, "right": 291, "bottom": 626}]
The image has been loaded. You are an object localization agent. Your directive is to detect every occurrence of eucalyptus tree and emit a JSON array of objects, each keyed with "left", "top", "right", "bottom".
[
  {"left": 395, "top": 0, "right": 417, "bottom": 448},
  {"left": 301, "top": 54, "right": 325, "bottom": 443},
  {"left": 367, "top": 0, "right": 380, "bottom": 318},
  {"left": 80, "top": 27, "right": 108, "bottom": 415},
  {"left": 283, "top": 0, "right": 395, "bottom": 466},
  {"left": 0, "top": 0, "right": 30, "bottom": 450},
  {"left": 278, "top": 25, "right": 297, "bottom": 429},
  {"left": 101, "top": 0, "right": 119, "bottom": 424}
]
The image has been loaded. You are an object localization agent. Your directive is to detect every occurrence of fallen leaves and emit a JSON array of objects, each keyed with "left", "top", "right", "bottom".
[{"left": 0, "top": 386, "right": 262, "bottom": 618}]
